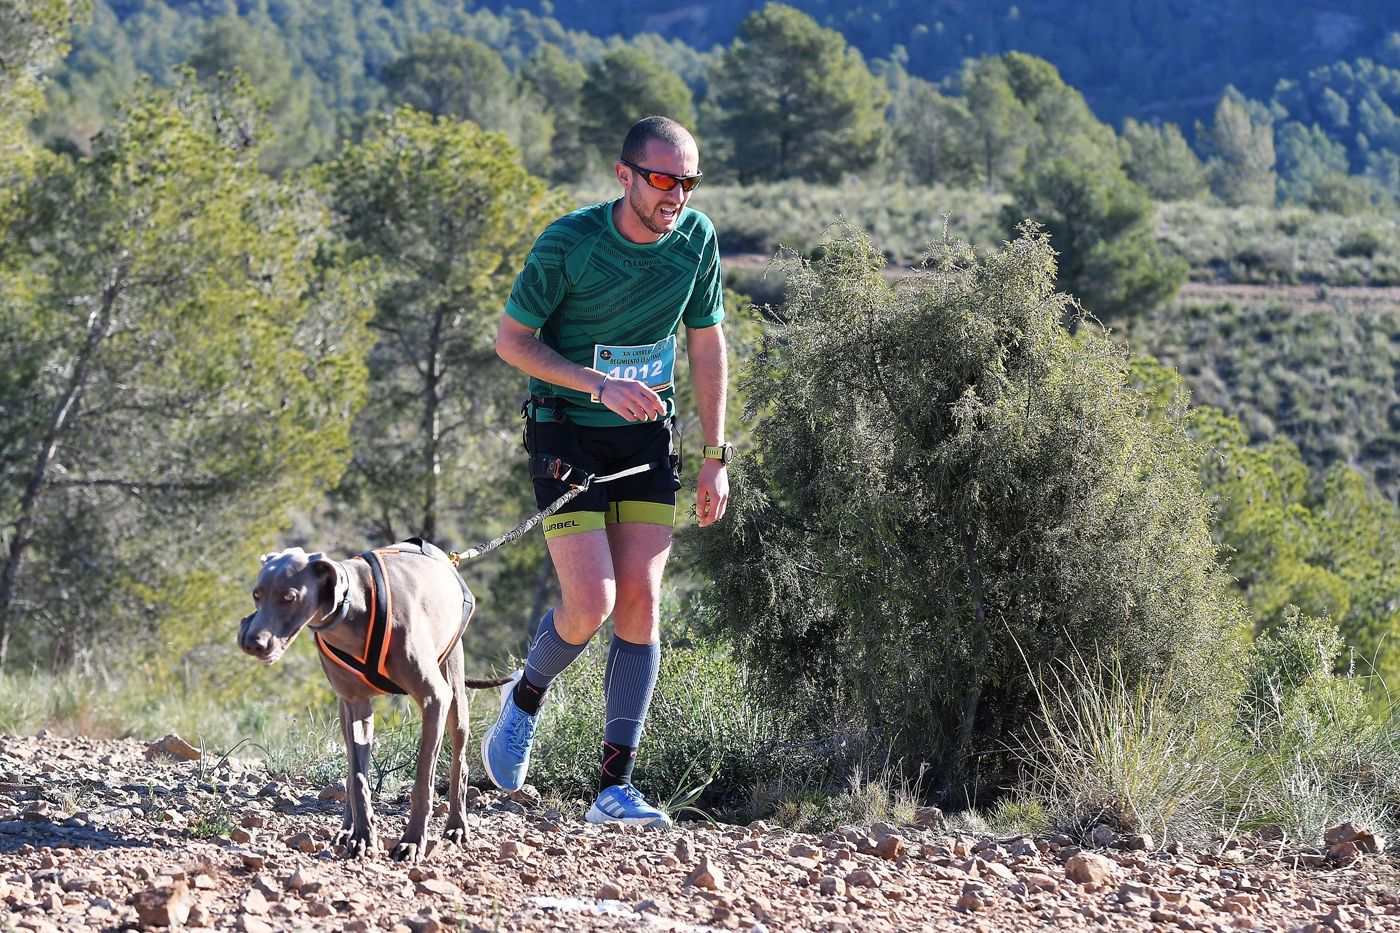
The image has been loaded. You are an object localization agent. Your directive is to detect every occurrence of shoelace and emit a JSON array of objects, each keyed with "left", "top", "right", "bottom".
[
  {"left": 614, "top": 784, "right": 648, "bottom": 809},
  {"left": 504, "top": 707, "right": 537, "bottom": 755}
]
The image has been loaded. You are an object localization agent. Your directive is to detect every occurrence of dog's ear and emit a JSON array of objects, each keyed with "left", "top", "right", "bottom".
[{"left": 309, "top": 556, "right": 347, "bottom": 609}]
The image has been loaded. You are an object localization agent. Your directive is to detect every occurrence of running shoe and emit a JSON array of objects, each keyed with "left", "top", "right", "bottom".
[
  {"left": 480, "top": 672, "right": 537, "bottom": 792},
  {"left": 585, "top": 783, "right": 673, "bottom": 828}
]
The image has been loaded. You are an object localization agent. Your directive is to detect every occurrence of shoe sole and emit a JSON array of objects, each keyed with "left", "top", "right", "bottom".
[
  {"left": 584, "top": 803, "right": 672, "bottom": 828},
  {"left": 480, "top": 671, "right": 527, "bottom": 792}
]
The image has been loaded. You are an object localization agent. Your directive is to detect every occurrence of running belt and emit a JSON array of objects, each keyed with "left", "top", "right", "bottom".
[{"left": 315, "top": 538, "right": 475, "bottom": 695}]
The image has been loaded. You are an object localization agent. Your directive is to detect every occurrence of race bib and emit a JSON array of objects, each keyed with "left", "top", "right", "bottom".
[{"left": 592, "top": 335, "right": 676, "bottom": 400}]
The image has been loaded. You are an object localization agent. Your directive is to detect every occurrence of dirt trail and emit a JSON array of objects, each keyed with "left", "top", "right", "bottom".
[{"left": 0, "top": 733, "right": 1395, "bottom": 932}]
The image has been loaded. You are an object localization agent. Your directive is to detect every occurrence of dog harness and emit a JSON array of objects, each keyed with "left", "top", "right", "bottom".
[{"left": 315, "top": 538, "right": 475, "bottom": 696}]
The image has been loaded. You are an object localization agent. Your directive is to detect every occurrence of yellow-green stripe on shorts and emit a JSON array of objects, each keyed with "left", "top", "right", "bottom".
[{"left": 606, "top": 500, "right": 676, "bottom": 527}]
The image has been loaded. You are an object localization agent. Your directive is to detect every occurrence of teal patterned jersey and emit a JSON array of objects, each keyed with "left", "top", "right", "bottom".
[{"left": 504, "top": 199, "right": 725, "bottom": 427}]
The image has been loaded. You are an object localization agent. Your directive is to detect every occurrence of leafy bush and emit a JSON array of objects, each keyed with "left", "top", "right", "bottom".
[
  {"left": 687, "top": 222, "right": 1248, "bottom": 797},
  {"left": 1237, "top": 611, "right": 1400, "bottom": 843}
]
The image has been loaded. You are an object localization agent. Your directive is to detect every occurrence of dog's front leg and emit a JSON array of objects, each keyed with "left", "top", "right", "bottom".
[
  {"left": 336, "top": 696, "right": 378, "bottom": 858},
  {"left": 392, "top": 680, "right": 451, "bottom": 862}
]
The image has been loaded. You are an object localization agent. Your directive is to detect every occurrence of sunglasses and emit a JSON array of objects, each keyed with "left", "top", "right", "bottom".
[{"left": 621, "top": 159, "right": 703, "bottom": 193}]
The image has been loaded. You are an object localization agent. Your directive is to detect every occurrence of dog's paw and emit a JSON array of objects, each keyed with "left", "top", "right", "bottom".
[
  {"left": 390, "top": 837, "right": 426, "bottom": 863},
  {"left": 441, "top": 825, "right": 466, "bottom": 846},
  {"left": 339, "top": 832, "right": 378, "bottom": 859}
]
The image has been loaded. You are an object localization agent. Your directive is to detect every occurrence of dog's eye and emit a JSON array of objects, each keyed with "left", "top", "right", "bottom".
[
  {"left": 281, "top": 590, "right": 297, "bottom": 603},
  {"left": 252, "top": 589, "right": 262, "bottom": 602}
]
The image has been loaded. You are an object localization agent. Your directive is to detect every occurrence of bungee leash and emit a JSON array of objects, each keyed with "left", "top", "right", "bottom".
[{"left": 448, "top": 461, "right": 657, "bottom": 566}]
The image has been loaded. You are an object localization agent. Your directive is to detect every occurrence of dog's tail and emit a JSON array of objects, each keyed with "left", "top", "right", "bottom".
[{"left": 464, "top": 674, "right": 517, "bottom": 689}]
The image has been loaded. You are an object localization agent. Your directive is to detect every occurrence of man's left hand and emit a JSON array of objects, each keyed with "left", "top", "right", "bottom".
[{"left": 696, "top": 458, "right": 729, "bottom": 527}]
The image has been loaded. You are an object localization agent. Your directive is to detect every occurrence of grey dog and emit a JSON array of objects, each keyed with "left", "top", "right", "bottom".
[{"left": 238, "top": 539, "right": 511, "bottom": 861}]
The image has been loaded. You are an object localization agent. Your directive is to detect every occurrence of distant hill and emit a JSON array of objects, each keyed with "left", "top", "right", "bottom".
[{"left": 484, "top": 0, "right": 1397, "bottom": 127}]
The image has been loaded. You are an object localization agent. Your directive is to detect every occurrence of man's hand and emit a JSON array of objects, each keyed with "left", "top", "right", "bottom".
[
  {"left": 599, "top": 377, "right": 667, "bottom": 422},
  {"left": 696, "top": 458, "right": 729, "bottom": 527}
]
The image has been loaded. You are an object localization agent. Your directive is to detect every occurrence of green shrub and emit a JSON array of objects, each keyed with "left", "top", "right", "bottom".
[
  {"left": 1237, "top": 611, "right": 1400, "bottom": 843},
  {"left": 688, "top": 223, "right": 1248, "bottom": 797},
  {"left": 1337, "top": 228, "right": 1383, "bottom": 259}
]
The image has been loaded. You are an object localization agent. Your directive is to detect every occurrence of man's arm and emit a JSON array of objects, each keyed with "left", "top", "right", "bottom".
[
  {"left": 495, "top": 315, "right": 667, "bottom": 421},
  {"left": 687, "top": 322, "right": 729, "bottom": 527}
]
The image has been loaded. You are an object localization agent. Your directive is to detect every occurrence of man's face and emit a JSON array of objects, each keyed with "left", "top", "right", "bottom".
[{"left": 620, "top": 138, "right": 699, "bottom": 239}]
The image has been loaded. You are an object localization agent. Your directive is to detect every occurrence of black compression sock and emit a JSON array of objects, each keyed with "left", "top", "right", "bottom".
[
  {"left": 600, "top": 741, "right": 637, "bottom": 790},
  {"left": 512, "top": 674, "right": 547, "bottom": 716}
]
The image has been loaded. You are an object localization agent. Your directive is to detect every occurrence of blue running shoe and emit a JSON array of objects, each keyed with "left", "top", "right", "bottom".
[
  {"left": 480, "top": 671, "right": 538, "bottom": 792},
  {"left": 585, "top": 784, "right": 673, "bottom": 828}
]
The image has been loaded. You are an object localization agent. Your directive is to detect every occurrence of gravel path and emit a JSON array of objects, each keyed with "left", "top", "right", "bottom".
[{"left": 0, "top": 733, "right": 1396, "bottom": 932}]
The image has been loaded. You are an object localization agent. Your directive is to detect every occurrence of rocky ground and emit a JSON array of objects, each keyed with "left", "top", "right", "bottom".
[{"left": 0, "top": 733, "right": 1396, "bottom": 932}]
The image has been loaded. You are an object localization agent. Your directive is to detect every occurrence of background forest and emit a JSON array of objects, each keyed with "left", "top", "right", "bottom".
[{"left": 4, "top": 0, "right": 1400, "bottom": 843}]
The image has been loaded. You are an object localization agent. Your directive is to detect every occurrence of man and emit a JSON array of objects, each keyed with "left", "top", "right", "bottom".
[{"left": 483, "top": 116, "right": 732, "bottom": 827}]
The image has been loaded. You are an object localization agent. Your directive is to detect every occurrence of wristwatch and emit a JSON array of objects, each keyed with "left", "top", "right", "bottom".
[{"left": 702, "top": 443, "right": 735, "bottom": 465}]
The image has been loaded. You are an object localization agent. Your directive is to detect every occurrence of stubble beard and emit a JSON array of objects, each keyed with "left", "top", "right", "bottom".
[{"left": 627, "top": 185, "right": 677, "bottom": 237}]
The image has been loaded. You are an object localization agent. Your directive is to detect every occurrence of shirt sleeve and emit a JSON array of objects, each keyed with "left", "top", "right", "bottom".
[
  {"left": 504, "top": 228, "right": 571, "bottom": 329},
  {"left": 682, "top": 224, "right": 725, "bottom": 330}
]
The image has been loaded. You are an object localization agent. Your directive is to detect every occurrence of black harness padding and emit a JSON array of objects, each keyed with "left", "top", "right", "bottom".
[
  {"left": 315, "top": 538, "right": 475, "bottom": 697},
  {"left": 522, "top": 395, "right": 680, "bottom": 486}
]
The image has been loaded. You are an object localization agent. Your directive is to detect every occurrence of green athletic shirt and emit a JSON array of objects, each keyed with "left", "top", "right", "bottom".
[{"left": 504, "top": 199, "right": 725, "bottom": 427}]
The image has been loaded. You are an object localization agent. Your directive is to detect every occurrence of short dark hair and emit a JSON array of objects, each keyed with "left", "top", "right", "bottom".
[{"left": 620, "top": 116, "right": 693, "bottom": 164}]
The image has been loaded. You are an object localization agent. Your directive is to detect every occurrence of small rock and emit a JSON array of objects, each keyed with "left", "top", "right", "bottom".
[
  {"left": 874, "top": 835, "right": 906, "bottom": 861},
  {"left": 818, "top": 875, "right": 845, "bottom": 897},
  {"left": 230, "top": 827, "right": 254, "bottom": 845},
  {"left": 845, "top": 868, "right": 880, "bottom": 889},
  {"left": 674, "top": 838, "right": 692, "bottom": 863},
  {"left": 915, "top": 806, "right": 945, "bottom": 829},
  {"left": 1089, "top": 824, "right": 1117, "bottom": 847},
  {"left": 238, "top": 850, "right": 266, "bottom": 871},
  {"left": 499, "top": 840, "right": 533, "bottom": 861},
  {"left": 684, "top": 857, "right": 725, "bottom": 891},
  {"left": 1128, "top": 834, "right": 1155, "bottom": 851},
  {"left": 130, "top": 880, "right": 192, "bottom": 928},
  {"left": 1065, "top": 852, "right": 1116, "bottom": 885},
  {"left": 596, "top": 882, "right": 624, "bottom": 900},
  {"left": 957, "top": 883, "right": 992, "bottom": 912},
  {"left": 1323, "top": 822, "right": 1385, "bottom": 855},
  {"left": 144, "top": 735, "right": 201, "bottom": 762},
  {"left": 510, "top": 785, "right": 541, "bottom": 808},
  {"left": 283, "top": 832, "right": 317, "bottom": 853},
  {"left": 415, "top": 879, "right": 460, "bottom": 898},
  {"left": 242, "top": 888, "right": 269, "bottom": 916},
  {"left": 317, "top": 783, "right": 347, "bottom": 803}
]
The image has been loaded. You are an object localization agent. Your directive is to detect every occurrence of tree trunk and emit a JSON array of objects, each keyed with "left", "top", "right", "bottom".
[
  {"left": 946, "top": 518, "right": 988, "bottom": 798},
  {"left": 421, "top": 308, "right": 445, "bottom": 542},
  {"left": 0, "top": 279, "right": 121, "bottom": 671}
]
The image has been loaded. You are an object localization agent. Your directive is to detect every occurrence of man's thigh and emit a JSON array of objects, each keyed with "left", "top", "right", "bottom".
[{"left": 546, "top": 528, "right": 615, "bottom": 643}]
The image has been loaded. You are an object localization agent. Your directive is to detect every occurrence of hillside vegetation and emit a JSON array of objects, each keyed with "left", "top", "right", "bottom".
[{"left": 4, "top": 1, "right": 1400, "bottom": 847}]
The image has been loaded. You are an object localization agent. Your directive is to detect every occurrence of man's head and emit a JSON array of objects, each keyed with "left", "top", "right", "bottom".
[{"left": 614, "top": 116, "right": 699, "bottom": 242}]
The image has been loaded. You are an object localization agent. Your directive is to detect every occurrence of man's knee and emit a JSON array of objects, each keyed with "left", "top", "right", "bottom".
[
  {"left": 613, "top": 579, "right": 660, "bottom": 625},
  {"left": 556, "top": 587, "right": 615, "bottom": 642}
]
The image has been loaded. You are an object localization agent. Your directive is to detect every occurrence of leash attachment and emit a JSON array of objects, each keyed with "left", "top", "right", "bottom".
[{"left": 449, "top": 461, "right": 660, "bottom": 566}]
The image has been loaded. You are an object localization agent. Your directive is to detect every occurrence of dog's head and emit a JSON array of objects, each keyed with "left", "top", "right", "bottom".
[{"left": 238, "top": 547, "right": 346, "bottom": 664}]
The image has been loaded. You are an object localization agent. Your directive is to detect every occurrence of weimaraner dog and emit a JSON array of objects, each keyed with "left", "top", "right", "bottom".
[{"left": 238, "top": 538, "right": 510, "bottom": 861}]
